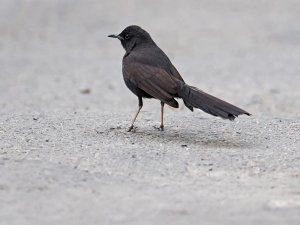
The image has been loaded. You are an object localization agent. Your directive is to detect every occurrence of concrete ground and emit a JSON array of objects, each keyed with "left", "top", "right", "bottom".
[{"left": 0, "top": 0, "right": 299, "bottom": 224}]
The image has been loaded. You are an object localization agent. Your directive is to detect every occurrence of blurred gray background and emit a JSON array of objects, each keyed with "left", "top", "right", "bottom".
[{"left": 0, "top": 0, "right": 299, "bottom": 225}]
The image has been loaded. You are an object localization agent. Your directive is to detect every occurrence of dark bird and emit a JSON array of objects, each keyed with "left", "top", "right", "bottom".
[{"left": 108, "top": 25, "right": 250, "bottom": 131}]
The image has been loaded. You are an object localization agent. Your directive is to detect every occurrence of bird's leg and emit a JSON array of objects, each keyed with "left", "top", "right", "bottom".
[
  {"left": 160, "top": 102, "right": 165, "bottom": 131},
  {"left": 128, "top": 97, "right": 143, "bottom": 132},
  {"left": 128, "top": 107, "right": 141, "bottom": 131}
]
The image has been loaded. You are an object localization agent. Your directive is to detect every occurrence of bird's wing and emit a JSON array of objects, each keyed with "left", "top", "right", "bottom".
[
  {"left": 127, "top": 47, "right": 185, "bottom": 82},
  {"left": 169, "top": 64, "right": 185, "bottom": 82},
  {"left": 123, "top": 62, "right": 179, "bottom": 107}
]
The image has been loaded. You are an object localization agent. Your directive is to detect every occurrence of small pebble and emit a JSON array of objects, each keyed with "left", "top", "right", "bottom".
[{"left": 80, "top": 88, "right": 91, "bottom": 94}]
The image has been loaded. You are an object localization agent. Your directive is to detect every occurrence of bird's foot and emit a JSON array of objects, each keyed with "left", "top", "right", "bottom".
[
  {"left": 154, "top": 125, "right": 164, "bottom": 131},
  {"left": 127, "top": 125, "right": 136, "bottom": 132},
  {"left": 160, "top": 125, "right": 164, "bottom": 131}
]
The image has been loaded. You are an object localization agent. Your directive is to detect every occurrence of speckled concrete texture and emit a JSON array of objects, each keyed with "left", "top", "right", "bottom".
[{"left": 0, "top": 0, "right": 299, "bottom": 224}]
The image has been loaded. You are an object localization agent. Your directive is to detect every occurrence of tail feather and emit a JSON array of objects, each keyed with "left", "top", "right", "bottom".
[{"left": 177, "top": 82, "right": 251, "bottom": 120}]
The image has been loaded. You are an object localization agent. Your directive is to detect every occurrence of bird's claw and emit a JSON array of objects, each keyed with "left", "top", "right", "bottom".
[
  {"left": 159, "top": 125, "right": 164, "bottom": 131},
  {"left": 153, "top": 125, "right": 164, "bottom": 131},
  {"left": 127, "top": 125, "right": 136, "bottom": 132}
]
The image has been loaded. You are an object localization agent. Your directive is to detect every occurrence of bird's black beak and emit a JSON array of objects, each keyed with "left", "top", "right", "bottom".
[{"left": 108, "top": 34, "right": 124, "bottom": 41}]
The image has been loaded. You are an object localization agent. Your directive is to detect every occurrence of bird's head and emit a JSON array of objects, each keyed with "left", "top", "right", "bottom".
[{"left": 108, "top": 25, "right": 154, "bottom": 53}]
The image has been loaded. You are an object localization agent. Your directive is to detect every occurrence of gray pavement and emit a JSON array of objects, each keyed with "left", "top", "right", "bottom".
[{"left": 0, "top": 0, "right": 299, "bottom": 224}]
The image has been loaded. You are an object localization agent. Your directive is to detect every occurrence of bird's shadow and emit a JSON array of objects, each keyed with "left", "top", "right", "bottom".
[{"left": 104, "top": 123, "right": 258, "bottom": 150}]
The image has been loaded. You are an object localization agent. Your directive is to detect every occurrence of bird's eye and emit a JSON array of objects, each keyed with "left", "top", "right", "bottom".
[{"left": 125, "top": 34, "right": 130, "bottom": 40}]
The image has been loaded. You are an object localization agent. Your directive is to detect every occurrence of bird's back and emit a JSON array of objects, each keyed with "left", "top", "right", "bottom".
[{"left": 123, "top": 44, "right": 185, "bottom": 82}]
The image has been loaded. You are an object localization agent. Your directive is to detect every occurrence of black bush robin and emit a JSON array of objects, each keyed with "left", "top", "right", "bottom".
[{"left": 108, "top": 25, "right": 250, "bottom": 131}]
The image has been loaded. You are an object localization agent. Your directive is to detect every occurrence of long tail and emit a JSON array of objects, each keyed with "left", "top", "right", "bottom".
[{"left": 177, "top": 82, "right": 251, "bottom": 120}]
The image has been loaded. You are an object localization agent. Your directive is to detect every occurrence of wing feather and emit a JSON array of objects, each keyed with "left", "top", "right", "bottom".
[{"left": 123, "top": 62, "right": 179, "bottom": 107}]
